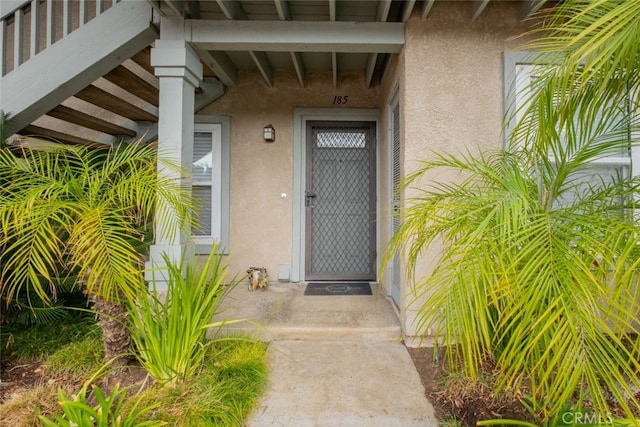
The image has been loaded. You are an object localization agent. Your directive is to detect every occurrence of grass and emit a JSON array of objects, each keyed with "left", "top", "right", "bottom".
[
  {"left": 2, "top": 321, "right": 269, "bottom": 427},
  {"left": 0, "top": 383, "right": 61, "bottom": 427},
  {"left": 1, "top": 312, "right": 98, "bottom": 361},
  {"left": 133, "top": 338, "right": 269, "bottom": 426},
  {"left": 44, "top": 332, "right": 104, "bottom": 378}
]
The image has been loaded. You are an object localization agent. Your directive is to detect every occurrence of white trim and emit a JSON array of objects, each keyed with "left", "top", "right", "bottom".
[
  {"left": 192, "top": 123, "right": 222, "bottom": 247},
  {"left": 194, "top": 115, "right": 231, "bottom": 255},
  {"left": 291, "top": 108, "right": 380, "bottom": 282}
]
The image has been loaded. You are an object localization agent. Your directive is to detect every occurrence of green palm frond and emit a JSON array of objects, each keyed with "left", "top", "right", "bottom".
[
  {"left": 385, "top": 143, "right": 640, "bottom": 418},
  {"left": 0, "top": 139, "right": 193, "bottom": 307}
]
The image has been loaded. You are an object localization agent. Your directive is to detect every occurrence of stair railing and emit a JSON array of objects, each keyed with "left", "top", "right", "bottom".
[{"left": 1, "top": 0, "right": 121, "bottom": 77}]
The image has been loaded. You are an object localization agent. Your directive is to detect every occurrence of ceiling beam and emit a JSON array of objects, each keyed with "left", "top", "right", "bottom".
[
  {"left": 18, "top": 125, "right": 107, "bottom": 147},
  {"left": 377, "top": 0, "right": 392, "bottom": 21},
  {"left": 328, "top": 0, "right": 336, "bottom": 21},
  {"left": 131, "top": 48, "right": 154, "bottom": 75},
  {"left": 163, "top": 0, "right": 185, "bottom": 17},
  {"left": 274, "top": 0, "right": 291, "bottom": 20},
  {"left": 74, "top": 85, "right": 158, "bottom": 122},
  {"left": 103, "top": 65, "right": 159, "bottom": 106},
  {"left": 216, "top": 0, "right": 246, "bottom": 20},
  {"left": 47, "top": 105, "right": 137, "bottom": 137},
  {"left": 189, "top": 20, "right": 404, "bottom": 53},
  {"left": 249, "top": 51, "right": 274, "bottom": 87},
  {"left": 332, "top": 52, "right": 337, "bottom": 89},
  {"left": 470, "top": 0, "right": 491, "bottom": 21},
  {"left": 195, "top": 77, "right": 225, "bottom": 112},
  {"left": 366, "top": 0, "right": 394, "bottom": 89},
  {"left": 196, "top": 48, "right": 238, "bottom": 87},
  {"left": 290, "top": 51, "right": 306, "bottom": 88},
  {"left": 421, "top": 0, "right": 435, "bottom": 19},
  {"left": 401, "top": 0, "right": 416, "bottom": 22},
  {"left": 274, "top": 0, "right": 304, "bottom": 87},
  {"left": 365, "top": 52, "right": 377, "bottom": 89}
]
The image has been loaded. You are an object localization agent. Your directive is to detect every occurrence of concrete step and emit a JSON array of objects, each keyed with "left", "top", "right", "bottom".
[{"left": 212, "top": 282, "right": 402, "bottom": 342}]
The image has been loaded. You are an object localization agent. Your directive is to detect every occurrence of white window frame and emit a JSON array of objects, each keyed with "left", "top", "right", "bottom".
[
  {"left": 504, "top": 52, "right": 639, "bottom": 208},
  {"left": 193, "top": 116, "right": 231, "bottom": 254}
]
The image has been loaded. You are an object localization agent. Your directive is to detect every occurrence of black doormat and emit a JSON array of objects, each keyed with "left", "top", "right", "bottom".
[{"left": 304, "top": 282, "right": 372, "bottom": 296}]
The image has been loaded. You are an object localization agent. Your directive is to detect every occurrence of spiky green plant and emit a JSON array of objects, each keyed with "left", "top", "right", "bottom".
[
  {"left": 0, "top": 140, "right": 192, "bottom": 363},
  {"left": 385, "top": 0, "right": 640, "bottom": 421},
  {"left": 128, "top": 246, "right": 240, "bottom": 385}
]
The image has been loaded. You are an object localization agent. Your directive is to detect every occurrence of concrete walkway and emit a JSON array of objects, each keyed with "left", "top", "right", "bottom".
[{"left": 214, "top": 283, "right": 439, "bottom": 426}]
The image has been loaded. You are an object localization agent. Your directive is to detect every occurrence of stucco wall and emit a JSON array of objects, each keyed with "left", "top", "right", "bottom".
[
  {"left": 198, "top": 69, "right": 380, "bottom": 282},
  {"left": 396, "top": 2, "right": 530, "bottom": 341}
]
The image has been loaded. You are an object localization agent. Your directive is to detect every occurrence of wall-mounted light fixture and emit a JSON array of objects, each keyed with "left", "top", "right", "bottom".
[{"left": 263, "top": 124, "right": 275, "bottom": 142}]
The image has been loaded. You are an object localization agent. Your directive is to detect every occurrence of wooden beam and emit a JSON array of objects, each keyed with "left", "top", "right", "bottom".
[
  {"left": 47, "top": 105, "right": 137, "bottom": 137},
  {"left": 421, "top": 0, "right": 435, "bottom": 19},
  {"left": 103, "top": 65, "right": 159, "bottom": 106},
  {"left": 290, "top": 51, "right": 305, "bottom": 88},
  {"left": 131, "top": 48, "right": 154, "bottom": 75},
  {"left": 470, "top": 0, "right": 491, "bottom": 21},
  {"left": 75, "top": 85, "right": 158, "bottom": 122},
  {"left": 216, "top": 0, "right": 246, "bottom": 20},
  {"left": 249, "top": 50, "right": 273, "bottom": 87},
  {"left": 274, "top": 0, "right": 291, "bottom": 20},
  {"left": 196, "top": 48, "right": 237, "bottom": 87},
  {"left": 328, "top": 0, "right": 336, "bottom": 21},
  {"left": 401, "top": 0, "right": 416, "bottom": 22},
  {"left": 18, "top": 124, "right": 107, "bottom": 147},
  {"left": 189, "top": 20, "right": 405, "bottom": 53}
]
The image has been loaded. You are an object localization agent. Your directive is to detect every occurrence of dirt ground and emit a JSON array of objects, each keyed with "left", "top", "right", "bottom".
[
  {"left": 0, "top": 357, "right": 148, "bottom": 405},
  {"left": 407, "top": 346, "right": 640, "bottom": 426},
  {"left": 406, "top": 346, "right": 537, "bottom": 426}
]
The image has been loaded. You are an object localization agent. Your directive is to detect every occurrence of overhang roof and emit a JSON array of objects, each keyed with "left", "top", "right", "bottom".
[{"left": 148, "top": 0, "right": 550, "bottom": 89}]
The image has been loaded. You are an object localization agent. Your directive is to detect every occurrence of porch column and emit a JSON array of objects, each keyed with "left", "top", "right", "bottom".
[{"left": 147, "top": 38, "right": 203, "bottom": 289}]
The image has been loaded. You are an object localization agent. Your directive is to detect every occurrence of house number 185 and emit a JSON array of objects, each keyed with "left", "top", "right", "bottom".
[{"left": 332, "top": 95, "right": 349, "bottom": 105}]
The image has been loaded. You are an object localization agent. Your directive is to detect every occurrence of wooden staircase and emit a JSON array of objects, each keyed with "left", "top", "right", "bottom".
[{"left": 0, "top": 0, "right": 222, "bottom": 147}]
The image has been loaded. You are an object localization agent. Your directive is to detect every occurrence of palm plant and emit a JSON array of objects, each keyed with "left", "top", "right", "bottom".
[
  {"left": 0, "top": 140, "right": 191, "bottom": 364},
  {"left": 386, "top": 0, "right": 640, "bottom": 420}
]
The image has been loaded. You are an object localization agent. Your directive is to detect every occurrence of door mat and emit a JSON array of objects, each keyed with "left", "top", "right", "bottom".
[{"left": 304, "top": 282, "right": 372, "bottom": 296}]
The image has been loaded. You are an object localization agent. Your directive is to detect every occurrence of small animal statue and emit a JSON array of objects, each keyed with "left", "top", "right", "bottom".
[{"left": 247, "top": 267, "right": 268, "bottom": 291}]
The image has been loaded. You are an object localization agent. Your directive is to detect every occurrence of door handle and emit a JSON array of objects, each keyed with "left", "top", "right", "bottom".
[{"left": 305, "top": 191, "right": 317, "bottom": 207}]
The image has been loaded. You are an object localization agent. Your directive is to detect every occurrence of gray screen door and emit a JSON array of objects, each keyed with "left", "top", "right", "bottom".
[{"left": 305, "top": 121, "right": 376, "bottom": 281}]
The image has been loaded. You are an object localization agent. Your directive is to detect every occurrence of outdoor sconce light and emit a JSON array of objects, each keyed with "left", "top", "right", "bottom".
[{"left": 263, "top": 124, "right": 275, "bottom": 142}]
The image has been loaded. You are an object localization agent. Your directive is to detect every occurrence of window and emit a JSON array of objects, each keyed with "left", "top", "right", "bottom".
[
  {"left": 192, "top": 117, "right": 230, "bottom": 254},
  {"left": 504, "top": 52, "right": 638, "bottom": 208}
]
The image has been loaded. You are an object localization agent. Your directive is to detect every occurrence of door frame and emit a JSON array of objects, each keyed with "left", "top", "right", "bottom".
[
  {"left": 304, "top": 120, "right": 377, "bottom": 281},
  {"left": 291, "top": 108, "right": 380, "bottom": 282}
]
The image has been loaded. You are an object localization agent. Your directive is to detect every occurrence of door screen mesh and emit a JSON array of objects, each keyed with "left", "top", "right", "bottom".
[{"left": 307, "top": 123, "right": 375, "bottom": 279}]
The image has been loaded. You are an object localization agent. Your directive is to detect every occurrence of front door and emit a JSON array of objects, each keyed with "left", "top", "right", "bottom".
[{"left": 305, "top": 121, "right": 376, "bottom": 281}]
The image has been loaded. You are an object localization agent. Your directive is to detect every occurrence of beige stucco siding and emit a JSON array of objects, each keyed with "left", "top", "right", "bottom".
[
  {"left": 199, "top": 69, "right": 380, "bottom": 282},
  {"left": 395, "top": 2, "right": 529, "bottom": 340}
]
